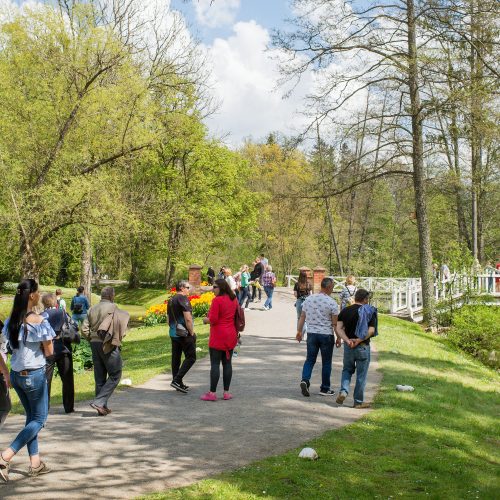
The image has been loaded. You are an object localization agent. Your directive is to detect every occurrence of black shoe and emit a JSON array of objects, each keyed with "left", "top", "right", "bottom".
[
  {"left": 300, "top": 380, "right": 310, "bottom": 397},
  {"left": 180, "top": 383, "right": 190, "bottom": 391},
  {"left": 170, "top": 381, "right": 188, "bottom": 393},
  {"left": 319, "top": 389, "right": 336, "bottom": 396}
]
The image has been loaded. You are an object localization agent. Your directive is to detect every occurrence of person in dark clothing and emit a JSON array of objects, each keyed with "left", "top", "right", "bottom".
[
  {"left": 167, "top": 280, "right": 196, "bottom": 393},
  {"left": 41, "top": 293, "right": 75, "bottom": 414},
  {"left": 335, "top": 288, "right": 377, "bottom": 408},
  {"left": 250, "top": 258, "right": 264, "bottom": 302},
  {"left": 70, "top": 286, "right": 90, "bottom": 327},
  {"left": 207, "top": 267, "right": 216, "bottom": 285},
  {"left": 0, "top": 319, "right": 11, "bottom": 429}
]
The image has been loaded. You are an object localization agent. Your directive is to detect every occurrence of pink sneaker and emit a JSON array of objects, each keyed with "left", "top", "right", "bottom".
[
  {"left": 223, "top": 392, "right": 233, "bottom": 400},
  {"left": 200, "top": 392, "right": 217, "bottom": 401}
]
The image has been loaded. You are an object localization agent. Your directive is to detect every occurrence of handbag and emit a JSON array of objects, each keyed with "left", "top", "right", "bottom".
[{"left": 60, "top": 313, "right": 81, "bottom": 344}]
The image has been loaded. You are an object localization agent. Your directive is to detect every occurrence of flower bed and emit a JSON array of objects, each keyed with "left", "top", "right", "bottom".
[{"left": 144, "top": 291, "right": 215, "bottom": 327}]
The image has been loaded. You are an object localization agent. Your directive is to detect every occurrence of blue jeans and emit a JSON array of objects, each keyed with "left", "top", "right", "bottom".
[
  {"left": 10, "top": 367, "right": 48, "bottom": 456},
  {"left": 239, "top": 286, "right": 251, "bottom": 307},
  {"left": 301, "top": 333, "right": 334, "bottom": 391},
  {"left": 72, "top": 313, "right": 87, "bottom": 326},
  {"left": 340, "top": 343, "right": 371, "bottom": 404},
  {"left": 264, "top": 286, "right": 274, "bottom": 309},
  {"left": 296, "top": 297, "right": 307, "bottom": 334}
]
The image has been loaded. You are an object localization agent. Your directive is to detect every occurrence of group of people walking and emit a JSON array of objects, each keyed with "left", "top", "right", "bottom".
[
  {"left": 0, "top": 280, "right": 129, "bottom": 481},
  {"left": 208, "top": 254, "right": 277, "bottom": 311},
  {"left": 0, "top": 268, "right": 377, "bottom": 484},
  {"left": 294, "top": 273, "right": 376, "bottom": 407}
]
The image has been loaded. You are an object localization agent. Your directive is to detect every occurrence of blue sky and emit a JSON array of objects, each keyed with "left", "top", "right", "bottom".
[{"left": 171, "top": 0, "right": 292, "bottom": 44}]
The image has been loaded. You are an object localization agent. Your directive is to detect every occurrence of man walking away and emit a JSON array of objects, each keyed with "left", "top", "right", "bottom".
[
  {"left": 336, "top": 288, "right": 378, "bottom": 408},
  {"left": 168, "top": 280, "right": 196, "bottom": 394},
  {"left": 82, "top": 287, "right": 129, "bottom": 416},
  {"left": 296, "top": 278, "right": 351, "bottom": 396},
  {"left": 251, "top": 258, "right": 264, "bottom": 302}
]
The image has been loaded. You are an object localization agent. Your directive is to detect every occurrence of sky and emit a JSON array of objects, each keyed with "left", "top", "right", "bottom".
[{"left": 170, "top": 0, "right": 312, "bottom": 145}]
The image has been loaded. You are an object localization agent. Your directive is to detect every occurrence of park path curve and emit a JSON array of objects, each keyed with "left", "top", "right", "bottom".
[{"left": 0, "top": 289, "right": 381, "bottom": 499}]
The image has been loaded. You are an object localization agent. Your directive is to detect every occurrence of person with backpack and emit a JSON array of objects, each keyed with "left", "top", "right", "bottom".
[
  {"left": 200, "top": 279, "right": 239, "bottom": 401},
  {"left": 70, "top": 286, "right": 90, "bottom": 327},
  {"left": 339, "top": 275, "right": 357, "bottom": 310},
  {"left": 55, "top": 289, "right": 66, "bottom": 312},
  {"left": 238, "top": 264, "right": 252, "bottom": 310},
  {"left": 41, "top": 293, "right": 76, "bottom": 414},
  {"left": 0, "top": 279, "right": 56, "bottom": 481}
]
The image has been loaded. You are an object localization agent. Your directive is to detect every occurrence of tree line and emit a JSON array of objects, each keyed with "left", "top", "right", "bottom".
[{"left": 0, "top": 0, "right": 498, "bottom": 326}]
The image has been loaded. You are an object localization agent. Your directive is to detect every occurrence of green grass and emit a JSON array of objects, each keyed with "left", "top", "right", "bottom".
[
  {"left": 111, "top": 284, "right": 170, "bottom": 308},
  {"left": 8, "top": 320, "right": 209, "bottom": 414},
  {"left": 140, "top": 316, "right": 500, "bottom": 500}
]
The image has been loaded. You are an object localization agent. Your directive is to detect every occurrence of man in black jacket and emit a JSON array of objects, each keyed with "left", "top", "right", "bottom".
[{"left": 250, "top": 258, "right": 264, "bottom": 302}]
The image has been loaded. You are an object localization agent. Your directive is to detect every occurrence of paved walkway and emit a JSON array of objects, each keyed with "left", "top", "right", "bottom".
[{"left": 0, "top": 290, "right": 380, "bottom": 499}]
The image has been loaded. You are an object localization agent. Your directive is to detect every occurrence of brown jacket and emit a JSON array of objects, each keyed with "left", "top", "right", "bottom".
[{"left": 82, "top": 300, "right": 129, "bottom": 351}]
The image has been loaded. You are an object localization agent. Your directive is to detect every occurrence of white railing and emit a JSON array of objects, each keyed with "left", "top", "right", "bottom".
[{"left": 285, "top": 273, "right": 498, "bottom": 320}]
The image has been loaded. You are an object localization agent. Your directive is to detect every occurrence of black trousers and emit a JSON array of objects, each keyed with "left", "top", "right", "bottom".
[
  {"left": 171, "top": 335, "right": 197, "bottom": 384},
  {"left": 91, "top": 342, "right": 122, "bottom": 408},
  {"left": 209, "top": 347, "right": 233, "bottom": 392},
  {"left": 0, "top": 373, "right": 11, "bottom": 428},
  {"left": 46, "top": 352, "right": 75, "bottom": 413}
]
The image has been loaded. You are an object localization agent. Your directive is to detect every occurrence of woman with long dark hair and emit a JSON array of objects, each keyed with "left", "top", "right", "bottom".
[
  {"left": 294, "top": 269, "right": 312, "bottom": 327},
  {"left": 0, "top": 279, "right": 55, "bottom": 482},
  {"left": 201, "top": 279, "right": 238, "bottom": 401}
]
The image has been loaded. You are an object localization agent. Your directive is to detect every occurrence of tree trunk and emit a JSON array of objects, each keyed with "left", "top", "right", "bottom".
[
  {"left": 129, "top": 240, "right": 141, "bottom": 289},
  {"left": 407, "top": 0, "right": 435, "bottom": 324},
  {"left": 20, "top": 235, "right": 38, "bottom": 279},
  {"left": 164, "top": 222, "right": 183, "bottom": 287},
  {"left": 317, "top": 122, "right": 343, "bottom": 275},
  {"left": 80, "top": 231, "right": 92, "bottom": 303}
]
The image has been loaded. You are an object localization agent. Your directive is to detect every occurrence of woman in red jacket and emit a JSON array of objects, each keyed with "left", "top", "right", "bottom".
[{"left": 201, "top": 279, "right": 239, "bottom": 401}]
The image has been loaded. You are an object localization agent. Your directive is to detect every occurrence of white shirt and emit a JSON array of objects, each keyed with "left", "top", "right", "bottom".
[
  {"left": 302, "top": 293, "right": 339, "bottom": 335},
  {"left": 225, "top": 275, "right": 237, "bottom": 291}
]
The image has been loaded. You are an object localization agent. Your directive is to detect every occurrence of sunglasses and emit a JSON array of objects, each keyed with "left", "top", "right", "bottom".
[{"left": 213, "top": 285, "right": 219, "bottom": 289}]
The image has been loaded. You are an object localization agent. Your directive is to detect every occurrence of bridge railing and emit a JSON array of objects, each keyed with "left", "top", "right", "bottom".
[{"left": 285, "top": 273, "right": 498, "bottom": 320}]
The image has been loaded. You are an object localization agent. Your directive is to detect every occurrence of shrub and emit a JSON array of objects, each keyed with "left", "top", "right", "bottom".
[
  {"left": 72, "top": 338, "right": 93, "bottom": 372},
  {"left": 448, "top": 305, "right": 500, "bottom": 369}
]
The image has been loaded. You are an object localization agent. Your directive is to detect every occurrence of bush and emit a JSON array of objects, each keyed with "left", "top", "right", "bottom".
[
  {"left": 72, "top": 338, "right": 93, "bottom": 372},
  {"left": 448, "top": 306, "right": 500, "bottom": 369}
]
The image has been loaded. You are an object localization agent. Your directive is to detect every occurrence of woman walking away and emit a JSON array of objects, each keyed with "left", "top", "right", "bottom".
[
  {"left": 294, "top": 270, "right": 312, "bottom": 327},
  {"left": 262, "top": 265, "right": 277, "bottom": 310},
  {"left": 239, "top": 265, "right": 251, "bottom": 310},
  {"left": 42, "top": 293, "right": 75, "bottom": 414},
  {"left": 339, "top": 275, "right": 357, "bottom": 311},
  {"left": 201, "top": 279, "right": 239, "bottom": 401},
  {"left": 0, "top": 279, "right": 55, "bottom": 482}
]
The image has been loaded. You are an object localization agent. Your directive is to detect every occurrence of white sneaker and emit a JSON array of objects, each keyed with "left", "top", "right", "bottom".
[
  {"left": 263, "top": 306, "right": 269, "bottom": 310},
  {"left": 245, "top": 307, "right": 250, "bottom": 311}
]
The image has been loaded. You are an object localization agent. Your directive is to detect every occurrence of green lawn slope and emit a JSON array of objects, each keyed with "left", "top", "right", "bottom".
[{"left": 142, "top": 315, "right": 500, "bottom": 500}]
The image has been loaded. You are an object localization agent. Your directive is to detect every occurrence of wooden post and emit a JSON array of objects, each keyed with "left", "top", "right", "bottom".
[
  {"left": 313, "top": 267, "right": 326, "bottom": 294},
  {"left": 188, "top": 265, "right": 202, "bottom": 295}
]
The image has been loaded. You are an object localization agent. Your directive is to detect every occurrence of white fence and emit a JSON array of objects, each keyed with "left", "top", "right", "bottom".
[{"left": 285, "top": 274, "right": 498, "bottom": 320}]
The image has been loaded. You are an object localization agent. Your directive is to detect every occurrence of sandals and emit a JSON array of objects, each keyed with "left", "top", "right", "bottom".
[{"left": 0, "top": 453, "right": 9, "bottom": 482}]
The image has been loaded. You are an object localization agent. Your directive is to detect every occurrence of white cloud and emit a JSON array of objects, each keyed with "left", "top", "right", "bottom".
[
  {"left": 194, "top": 0, "right": 240, "bottom": 29},
  {"left": 203, "top": 20, "right": 313, "bottom": 145}
]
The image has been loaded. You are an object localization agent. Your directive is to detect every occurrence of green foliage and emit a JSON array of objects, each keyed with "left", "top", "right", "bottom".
[
  {"left": 191, "top": 302, "right": 210, "bottom": 318},
  {"left": 448, "top": 305, "right": 500, "bottom": 368},
  {"left": 72, "top": 338, "right": 93, "bottom": 372}
]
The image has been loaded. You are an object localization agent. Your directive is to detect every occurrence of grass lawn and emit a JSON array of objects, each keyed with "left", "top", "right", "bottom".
[
  {"left": 8, "top": 320, "right": 209, "bottom": 414},
  {"left": 141, "top": 316, "right": 500, "bottom": 500}
]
